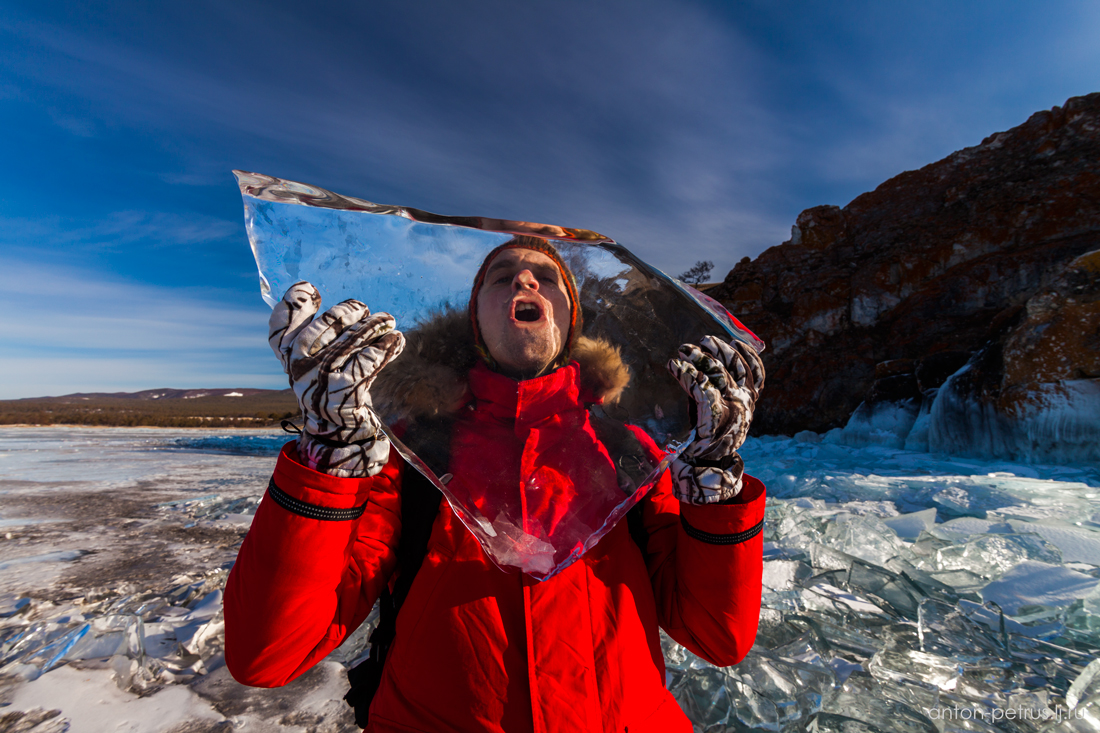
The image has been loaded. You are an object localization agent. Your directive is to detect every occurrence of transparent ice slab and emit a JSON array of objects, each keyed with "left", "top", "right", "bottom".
[
  {"left": 236, "top": 171, "right": 764, "bottom": 580},
  {"left": 926, "top": 532, "right": 1063, "bottom": 580},
  {"left": 819, "top": 513, "right": 909, "bottom": 568},
  {"left": 1065, "top": 584, "right": 1100, "bottom": 643}
]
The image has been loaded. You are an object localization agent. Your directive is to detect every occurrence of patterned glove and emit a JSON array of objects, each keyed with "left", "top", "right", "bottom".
[
  {"left": 269, "top": 282, "right": 405, "bottom": 478},
  {"left": 667, "top": 335, "right": 765, "bottom": 504}
]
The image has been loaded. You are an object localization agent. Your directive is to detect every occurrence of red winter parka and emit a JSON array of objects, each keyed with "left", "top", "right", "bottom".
[{"left": 225, "top": 356, "right": 765, "bottom": 733}]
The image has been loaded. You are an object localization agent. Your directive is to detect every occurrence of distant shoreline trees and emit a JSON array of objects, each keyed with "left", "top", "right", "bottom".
[{"left": 0, "top": 393, "right": 299, "bottom": 428}]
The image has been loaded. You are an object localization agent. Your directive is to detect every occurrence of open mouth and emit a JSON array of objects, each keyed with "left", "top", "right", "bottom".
[{"left": 514, "top": 301, "right": 542, "bottom": 323}]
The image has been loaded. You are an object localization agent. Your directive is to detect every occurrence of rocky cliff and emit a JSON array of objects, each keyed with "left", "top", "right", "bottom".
[{"left": 712, "top": 92, "right": 1100, "bottom": 460}]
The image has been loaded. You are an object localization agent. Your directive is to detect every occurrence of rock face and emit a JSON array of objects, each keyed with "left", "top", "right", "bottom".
[
  {"left": 925, "top": 249, "right": 1100, "bottom": 463},
  {"left": 712, "top": 92, "right": 1100, "bottom": 447}
]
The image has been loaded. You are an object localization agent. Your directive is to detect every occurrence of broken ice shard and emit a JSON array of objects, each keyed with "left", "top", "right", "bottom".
[
  {"left": 235, "top": 171, "right": 763, "bottom": 580},
  {"left": 930, "top": 532, "right": 1063, "bottom": 580}
]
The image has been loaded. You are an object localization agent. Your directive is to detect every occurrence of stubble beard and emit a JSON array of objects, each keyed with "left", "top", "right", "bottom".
[{"left": 495, "top": 329, "right": 563, "bottom": 380}]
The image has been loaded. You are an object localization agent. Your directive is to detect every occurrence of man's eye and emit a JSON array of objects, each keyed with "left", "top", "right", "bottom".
[{"left": 494, "top": 275, "right": 511, "bottom": 284}]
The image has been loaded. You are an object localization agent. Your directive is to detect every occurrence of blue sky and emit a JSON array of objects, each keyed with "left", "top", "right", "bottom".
[{"left": 2, "top": 0, "right": 1098, "bottom": 398}]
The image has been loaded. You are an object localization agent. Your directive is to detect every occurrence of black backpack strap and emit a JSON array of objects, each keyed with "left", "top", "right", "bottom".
[
  {"left": 343, "top": 586, "right": 393, "bottom": 727},
  {"left": 587, "top": 406, "right": 653, "bottom": 494},
  {"left": 626, "top": 501, "right": 648, "bottom": 556},
  {"left": 344, "top": 462, "right": 442, "bottom": 728},
  {"left": 588, "top": 408, "right": 652, "bottom": 557},
  {"left": 392, "top": 466, "right": 442, "bottom": 601}
]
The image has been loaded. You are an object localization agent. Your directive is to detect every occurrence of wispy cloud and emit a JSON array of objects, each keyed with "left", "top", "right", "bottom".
[
  {"left": 46, "top": 109, "right": 97, "bottom": 138},
  {"left": 0, "top": 258, "right": 280, "bottom": 398},
  {"left": 1, "top": 211, "right": 239, "bottom": 252},
  {"left": 159, "top": 170, "right": 228, "bottom": 187},
  {"left": 0, "top": 1, "right": 795, "bottom": 275}
]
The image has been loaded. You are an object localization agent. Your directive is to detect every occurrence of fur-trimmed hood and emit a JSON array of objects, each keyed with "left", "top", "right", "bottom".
[{"left": 373, "top": 307, "right": 631, "bottom": 424}]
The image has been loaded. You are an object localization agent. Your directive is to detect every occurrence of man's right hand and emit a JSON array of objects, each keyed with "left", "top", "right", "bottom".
[{"left": 269, "top": 282, "right": 405, "bottom": 478}]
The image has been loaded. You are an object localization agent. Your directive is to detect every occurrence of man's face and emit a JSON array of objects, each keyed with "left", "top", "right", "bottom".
[{"left": 476, "top": 248, "right": 572, "bottom": 379}]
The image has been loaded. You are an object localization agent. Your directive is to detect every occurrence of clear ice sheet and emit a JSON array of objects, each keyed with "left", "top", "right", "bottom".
[{"left": 236, "top": 171, "right": 765, "bottom": 580}]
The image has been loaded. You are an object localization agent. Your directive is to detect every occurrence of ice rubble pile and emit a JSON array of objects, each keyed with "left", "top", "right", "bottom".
[
  {"left": 0, "top": 493, "right": 267, "bottom": 693},
  {"left": 0, "top": 567, "right": 378, "bottom": 700},
  {"left": 660, "top": 436, "right": 1100, "bottom": 732},
  {"left": 4, "top": 435, "right": 1100, "bottom": 731},
  {"left": 0, "top": 480, "right": 373, "bottom": 700},
  {"left": 156, "top": 493, "right": 260, "bottom": 523},
  {"left": 0, "top": 571, "right": 230, "bottom": 692}
]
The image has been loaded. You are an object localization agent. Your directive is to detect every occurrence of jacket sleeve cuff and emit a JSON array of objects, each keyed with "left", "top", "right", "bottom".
[
  {"left": 271, "top": 441, "right": 378, "bottom": 510},
  {"left": 679, "top": 474, "right": 766, "bottom": 539}
]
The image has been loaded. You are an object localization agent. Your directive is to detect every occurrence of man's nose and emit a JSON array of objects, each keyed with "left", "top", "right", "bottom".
[{"left": 512, "top": 270, "right": 539, "bottom": 291}]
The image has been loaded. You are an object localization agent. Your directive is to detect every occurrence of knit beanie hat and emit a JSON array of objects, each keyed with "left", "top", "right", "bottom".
[{"left": 469, "top": 236, "right": 582, "bottom": 367}]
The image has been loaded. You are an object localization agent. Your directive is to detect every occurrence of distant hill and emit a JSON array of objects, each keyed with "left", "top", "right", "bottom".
[
  {"left": 0, "top": 388, "right": 299, "bottom": 428},
  {"left": 58, "top": 387, "right": 282, "bottom": 401}
]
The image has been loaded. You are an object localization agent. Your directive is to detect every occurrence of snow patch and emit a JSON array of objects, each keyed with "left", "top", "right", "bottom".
[
  {"left": 882, "top": 507, "right": 937, "bottom": 539},
  {"left": 981, "top": 561, "right": 1099, "bottom": 615},
  {"left": 1005, "top": 520, "right": 1100, "bottom": 565},
  {"left": 8, "top": 664, "right": 224, "bottom": 733},
  {"left": 0, "top": 550, "right": 87, "bottom": 571}
]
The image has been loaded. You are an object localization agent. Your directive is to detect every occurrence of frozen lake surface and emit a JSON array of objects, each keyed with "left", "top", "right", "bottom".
[{"left": 1, "top": 427, "right": 1099, "bottom": 732}]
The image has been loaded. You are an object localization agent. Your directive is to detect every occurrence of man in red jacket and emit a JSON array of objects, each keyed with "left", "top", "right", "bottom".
[{"left": 225, "top": 237, "right": 765, "bottom": 732}]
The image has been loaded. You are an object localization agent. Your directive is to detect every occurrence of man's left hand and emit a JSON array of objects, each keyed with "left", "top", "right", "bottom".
[{"left": 667, "top": 335, "right": 764, "bottom": 504}]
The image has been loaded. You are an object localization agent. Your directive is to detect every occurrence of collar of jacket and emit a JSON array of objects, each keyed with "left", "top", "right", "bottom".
[{"left": 467, "top": 360, "right": 593, "bottom": 429}]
